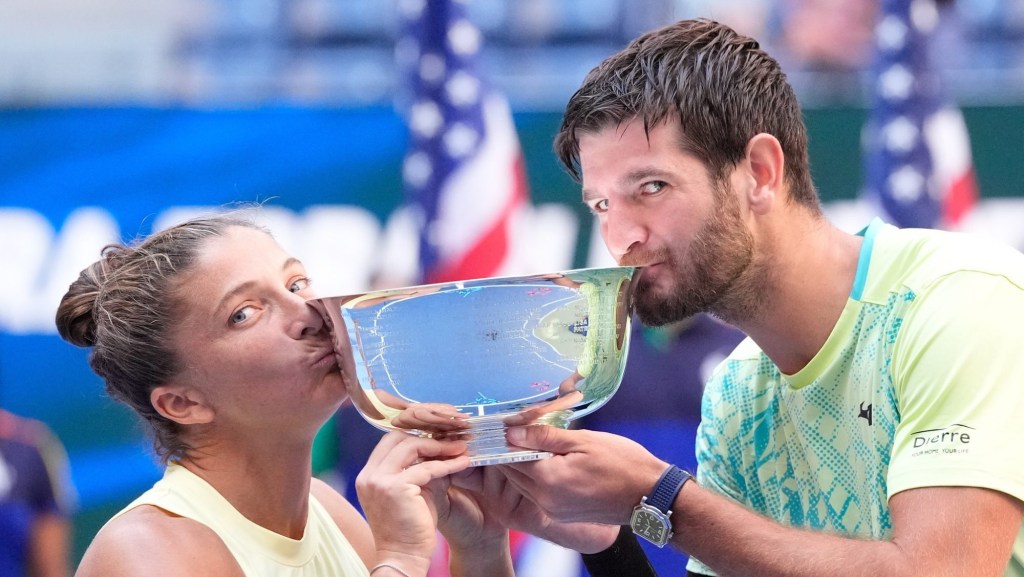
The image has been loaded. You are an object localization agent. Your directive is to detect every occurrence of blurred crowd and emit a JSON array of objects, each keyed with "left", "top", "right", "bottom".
[{"left": 1, "top": 0, "right": 1023, "bottom": 107}]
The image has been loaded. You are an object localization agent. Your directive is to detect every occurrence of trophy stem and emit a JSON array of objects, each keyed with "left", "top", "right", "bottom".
[{"left": 460, "top": 410, "right": 573, "bottom": 467}]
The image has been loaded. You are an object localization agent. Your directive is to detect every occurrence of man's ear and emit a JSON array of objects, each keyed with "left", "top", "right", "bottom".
[
  {"left": 743, "top": 133, "right": 785, "bottom": 215},
  {"left": 150, "top": 385, "right": 214, "bottom": 425}
]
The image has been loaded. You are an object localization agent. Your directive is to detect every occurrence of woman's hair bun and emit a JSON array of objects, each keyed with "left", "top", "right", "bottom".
[{"left": 55, "top": 247, "right": 121, "bottom": 348}]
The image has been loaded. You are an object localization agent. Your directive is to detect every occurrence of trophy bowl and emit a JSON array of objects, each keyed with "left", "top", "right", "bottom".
[{"left": 312, "top": 266, "right": 638, "bottom": 466}]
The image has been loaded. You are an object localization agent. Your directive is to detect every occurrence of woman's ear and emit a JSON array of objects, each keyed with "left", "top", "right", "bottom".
[
  {"left": 151, "top": 385, "right": 214, "bottom": 425},
  {"left": 744, "top": 133, "right": 785, "bottom": 215}
]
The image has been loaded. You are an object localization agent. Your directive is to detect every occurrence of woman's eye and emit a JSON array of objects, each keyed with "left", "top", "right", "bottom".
[
  {"left": 230, "top": 306, "right": 254, "bottom": 325},
  {"left": 289, "top": 277, "right": 312, "bottom": 293}
]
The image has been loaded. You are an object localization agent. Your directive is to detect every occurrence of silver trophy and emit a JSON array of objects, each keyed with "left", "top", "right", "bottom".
[{"left": 312, "top": 266, "right": 637, "bottom": 466}]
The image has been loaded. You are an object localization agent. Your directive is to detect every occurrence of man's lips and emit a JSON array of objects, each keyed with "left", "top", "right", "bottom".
[
  {"left": 620, "top": 247, "right": 669, "bottom": 269},
  {"left": 636, "top": 261, "right": 665, "bottom": 276}
]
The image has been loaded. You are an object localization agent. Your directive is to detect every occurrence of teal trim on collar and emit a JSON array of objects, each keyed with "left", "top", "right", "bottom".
[{"left": 850, "top": 218, "right": 885, "bottom": 301}]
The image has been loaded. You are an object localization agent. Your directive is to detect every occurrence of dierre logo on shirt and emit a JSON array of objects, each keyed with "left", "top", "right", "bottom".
[{"left": 910, "top": 424, "right": 975, "bottom": 457}]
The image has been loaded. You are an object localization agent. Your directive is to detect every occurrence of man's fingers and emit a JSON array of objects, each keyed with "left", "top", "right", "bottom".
[{"left": 505, "top": 424, "right": 581, "bottom": 454}]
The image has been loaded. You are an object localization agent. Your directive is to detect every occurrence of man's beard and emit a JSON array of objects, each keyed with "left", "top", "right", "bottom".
[{"left": 627, "top": 184, "right": 762, "bottom": 326}]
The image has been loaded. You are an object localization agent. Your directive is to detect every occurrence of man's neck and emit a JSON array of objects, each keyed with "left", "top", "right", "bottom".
[{"left": 735, "top": 216, "right": 863, "bottom": 376}]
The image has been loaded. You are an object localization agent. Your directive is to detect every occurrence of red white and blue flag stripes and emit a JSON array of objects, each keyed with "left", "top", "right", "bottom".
[{"left": 398, "top": 0, "right": 530, "bottom": 284}]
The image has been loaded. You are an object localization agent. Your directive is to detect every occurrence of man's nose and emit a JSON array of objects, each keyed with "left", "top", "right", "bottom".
[{"left": 602, "top": 204, "right": 648, "bottom": 262}]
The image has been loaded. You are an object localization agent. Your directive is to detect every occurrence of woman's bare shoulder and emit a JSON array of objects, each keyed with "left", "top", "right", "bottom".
[{"left": 76, "top": 504, "right": 244, "bottom": 577}]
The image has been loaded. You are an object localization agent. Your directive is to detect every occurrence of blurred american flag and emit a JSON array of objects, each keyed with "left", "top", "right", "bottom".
[
  {"left": 395, "top": 1, "right": 580, "bottom": 575},
  {"left": 862, "top": 0, "right": 978, "bottom": 229},
  {"left": 397, "top": 0, "right": 530, "bottom": 284}
]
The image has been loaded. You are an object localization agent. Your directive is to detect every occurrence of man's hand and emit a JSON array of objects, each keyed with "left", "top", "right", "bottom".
[
  {"left": 498, "top": 425, "right": 668, "bottom": 526},
  {"left": 446, "top": 465, "right": 620, "bottom": 554}
]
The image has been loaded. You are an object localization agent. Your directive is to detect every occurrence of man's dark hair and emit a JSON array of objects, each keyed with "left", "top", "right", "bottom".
[{"left": 555, "top": 18, "right": 820, "bottom": 210}]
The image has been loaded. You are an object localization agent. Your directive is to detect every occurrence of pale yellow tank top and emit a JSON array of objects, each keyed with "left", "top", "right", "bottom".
[{"left": 110, "top": 462, "right": 370, "bottom": 577}]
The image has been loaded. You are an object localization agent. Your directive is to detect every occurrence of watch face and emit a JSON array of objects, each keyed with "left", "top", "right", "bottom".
[{"left": 631, "top": 509, "right": 667, "bottom": 544}]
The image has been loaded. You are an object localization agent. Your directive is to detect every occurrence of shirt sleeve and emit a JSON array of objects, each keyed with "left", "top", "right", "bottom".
[{"left": 888, "top": 270, "right": 1024, "bottom": 503}]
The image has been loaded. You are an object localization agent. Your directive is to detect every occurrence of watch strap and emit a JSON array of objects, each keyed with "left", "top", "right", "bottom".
[{"left": 646, "top": 465, "right": 692, "bottom": 514}]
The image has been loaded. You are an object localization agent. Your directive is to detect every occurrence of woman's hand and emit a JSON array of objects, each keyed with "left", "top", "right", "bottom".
[
  {"left": 434, "top": 479, "right": 516, "bottom": 577},
  {"left": 434, "top": 466, "right": 510, "bottom": 553},
  {"left": 356, "top": 431, "right": 470, "bottom": 576}
]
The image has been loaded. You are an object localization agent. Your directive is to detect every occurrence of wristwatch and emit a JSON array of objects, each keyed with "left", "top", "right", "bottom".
[{"left": 630, "top": 465, "right": 692, "bottom": 547}]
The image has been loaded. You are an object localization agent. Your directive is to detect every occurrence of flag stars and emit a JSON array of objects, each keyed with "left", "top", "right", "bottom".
[
  {"left": 403, "top": 151, "right": 432, "bottom": 188},
  {"left": 876, "top": 15, "right": 907, "bottom": 52},
  {"left": 910, "top": 0, "right": 939, "bottom": 33},
  {"left": 888, "top": 165, "right": 926, "bottom": 202},
  {"left": 444, "top": 123, "right": 478, "bottom": 157},
  {"left": 419, "top": 52, "right": 446, "bottom": 84},
  {"left": 410, "top": 100, "right": 443, "bottom": 138},
  {"left": 883, "top": 116, "right": 919, "bottom": 153},
  {"left": 865, "top": 0, "right": 972, "bottom": 229},
  {"left": 397, "top": 0, "right": 425, "bottom": 20},
  {"left": 449, "top": 19, "right": 481, "bottom": 56},
  {"left": 446, "top": 70, "right": 480, "bottom": 106},
  {"left": 879, "top": 64, "right": 915, "bottom": 100}
]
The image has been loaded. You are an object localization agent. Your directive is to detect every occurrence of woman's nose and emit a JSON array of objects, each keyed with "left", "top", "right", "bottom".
[{"left": 286, "top": 294, "right": 326, "bottom": 338}]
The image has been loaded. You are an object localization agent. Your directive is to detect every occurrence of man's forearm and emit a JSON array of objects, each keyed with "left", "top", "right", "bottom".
[
  {"left": 674, "top": 482, "right": 910, "bottom": 575},
  {"left": 670, "top": 482, "right": 1020, "bottom": 577}
]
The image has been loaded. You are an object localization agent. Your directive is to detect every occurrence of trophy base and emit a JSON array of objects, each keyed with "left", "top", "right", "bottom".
[
  {"left": 469, "top": 449, "right": 553, "bottom": 467},
  {"left": 460, "top": 410, "right": 572, "bottom": 467}
]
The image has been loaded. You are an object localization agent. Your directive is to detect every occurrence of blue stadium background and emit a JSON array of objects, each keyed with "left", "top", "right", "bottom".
[{"left": 2, "top": 0, "right": 1024, "bottom": 568}]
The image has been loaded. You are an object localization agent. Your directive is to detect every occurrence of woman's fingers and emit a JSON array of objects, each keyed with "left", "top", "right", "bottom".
[{"left": 358, "top": 431, "right": 471, "bottom": 492}]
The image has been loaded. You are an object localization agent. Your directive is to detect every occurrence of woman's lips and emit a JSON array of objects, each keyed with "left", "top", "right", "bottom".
[{"left": 313, "top": 349, "right": 338, "bottom": 369}]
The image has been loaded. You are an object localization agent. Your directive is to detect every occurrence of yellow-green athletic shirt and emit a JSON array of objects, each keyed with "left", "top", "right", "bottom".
[
  {"left": 109, "top": 462, "right": 370, "bottom": 577},
  {"left": 688, "top": 219, "right": 1024, "bottom": 576}
]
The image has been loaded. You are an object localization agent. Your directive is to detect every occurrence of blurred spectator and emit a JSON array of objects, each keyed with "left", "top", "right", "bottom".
[
  {"left": 675, "top": 0, "right": 772, "bottom": 40},
  {"left": 579, "top": 313, "right": 745, "bottom": 577},
  {"left": 775, "top": 0, "right": 879, "bottom": 71},
  {"left": 0, "top": 409, "right": 76, "bottom": 577}
]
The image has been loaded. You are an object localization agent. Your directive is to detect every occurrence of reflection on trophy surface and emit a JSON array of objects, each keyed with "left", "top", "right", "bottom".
[{"left": 312, "top": 266, "right": 638, "bottom": 466}]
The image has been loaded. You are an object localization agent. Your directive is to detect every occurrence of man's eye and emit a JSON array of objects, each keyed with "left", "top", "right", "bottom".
[
  {"left": 289, "top": 277, "right": 312, "bottom": 293},
  {"left": 590, "top": 199, "right": 609, "bottom": 214},
  {"left": 230, "top": 306, "right": 254, "bottom": 325},
  {"left": 641, "top": 181, "right": 665, "bottom": 195}
]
